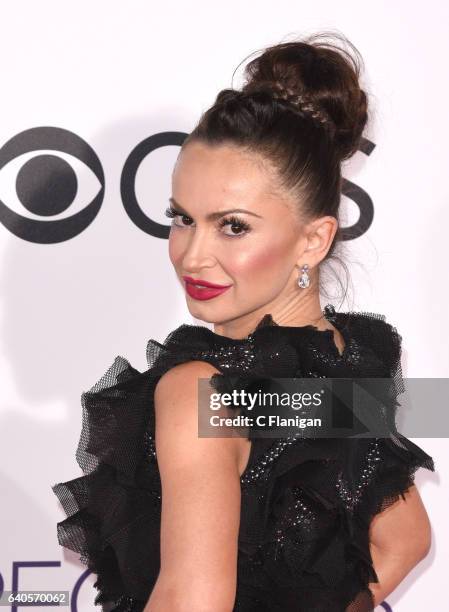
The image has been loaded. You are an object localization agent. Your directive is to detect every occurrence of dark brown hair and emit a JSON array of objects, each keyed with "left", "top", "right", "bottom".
[{"left": 183, "top": 31, "right": 369, "bottom": 301}]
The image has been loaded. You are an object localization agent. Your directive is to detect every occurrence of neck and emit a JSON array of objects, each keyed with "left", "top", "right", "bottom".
[{"left": 212, "top": 291, "right": 329, "bottom": 340}]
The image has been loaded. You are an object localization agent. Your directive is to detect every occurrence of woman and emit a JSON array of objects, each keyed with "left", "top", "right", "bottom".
[{"left": 52, "top": 33, "right": 435, "bottom": 611}]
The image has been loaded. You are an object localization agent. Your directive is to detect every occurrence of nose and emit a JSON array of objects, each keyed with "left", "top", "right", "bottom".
[{"left": 181, "top": 226, "right": 216, "bottom": 272}]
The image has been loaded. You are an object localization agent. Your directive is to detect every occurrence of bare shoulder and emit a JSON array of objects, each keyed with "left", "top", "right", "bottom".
[
  {"left": 154, "top": 359, "right": 251, "bottom": 477},
  {"left": 154, "top": 359, "right": 223, "bottom": 427},
  {"left": 154, "top": 359, "right": 239, "bottom": 467},
  {"left": 155, "top": 359, "right": 221, "bottom": 400}
]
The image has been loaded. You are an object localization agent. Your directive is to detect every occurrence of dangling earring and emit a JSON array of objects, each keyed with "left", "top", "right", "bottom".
[{"left": 297, "top": 264, "right": 310, "bottom": 289}]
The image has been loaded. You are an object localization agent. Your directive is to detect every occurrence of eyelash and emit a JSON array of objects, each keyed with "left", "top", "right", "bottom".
[{"left": 164, "top": 206, "right": 251, "bottom": 237}]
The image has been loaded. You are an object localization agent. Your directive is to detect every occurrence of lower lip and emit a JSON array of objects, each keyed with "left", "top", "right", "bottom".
[{"left": 185, "top": 282, "right": 232, "bottom": 301}]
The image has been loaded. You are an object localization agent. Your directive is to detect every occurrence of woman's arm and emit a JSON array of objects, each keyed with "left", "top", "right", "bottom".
[
  {"left": 367, "top": 484, "right": 431, "bottom": 607},
  {"left": 144, "top": 360, "right": 242, "bottom": 612}
]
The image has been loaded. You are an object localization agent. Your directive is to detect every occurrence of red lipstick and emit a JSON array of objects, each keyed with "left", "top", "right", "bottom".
[{"left": 182, "top": 275, "right": 232, "bottom": 301}]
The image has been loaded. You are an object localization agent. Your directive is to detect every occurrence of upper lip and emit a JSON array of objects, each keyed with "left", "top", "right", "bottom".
[{"left": 182, "top": 275, "right": 232, "bottom": 289}]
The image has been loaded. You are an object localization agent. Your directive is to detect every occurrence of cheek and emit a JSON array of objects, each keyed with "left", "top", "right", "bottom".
[
  {"left": 224, "top": 237, "right": 292, "bottom": 280},
  {"left": 168, "top": 232, "right": 184, "bottom": 268}
]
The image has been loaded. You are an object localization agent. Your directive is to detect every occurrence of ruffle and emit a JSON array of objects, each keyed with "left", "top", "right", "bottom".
[
  {"left": 52, "top": 356, "right": 162, "bottom": 608},
  {"left": 52, "top": 306, "right": 435, "bottom": 611}
]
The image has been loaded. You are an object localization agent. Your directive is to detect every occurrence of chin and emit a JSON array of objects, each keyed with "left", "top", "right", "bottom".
[
  {"left": 185, "top": 302, "right": 227, "bottom": 325},
  {"left": 185, "top": 301, "right": 211, "bottom": 321}
]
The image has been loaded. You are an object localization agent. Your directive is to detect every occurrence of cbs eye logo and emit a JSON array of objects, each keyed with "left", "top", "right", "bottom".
[{"left": 0, "top": 126, "right": 374, "bottom": 244}]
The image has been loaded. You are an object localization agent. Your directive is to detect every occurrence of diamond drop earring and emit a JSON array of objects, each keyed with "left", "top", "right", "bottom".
[{"left": 297, "top": 264, "right": 310, "bottom": 289}]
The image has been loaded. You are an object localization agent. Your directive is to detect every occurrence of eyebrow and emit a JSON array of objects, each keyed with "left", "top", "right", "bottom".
[{"left": 168, "top": 197, "right": 263, "bottom": 220}]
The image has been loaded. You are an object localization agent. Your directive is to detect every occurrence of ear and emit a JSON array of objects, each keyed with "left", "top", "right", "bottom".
[{"left": 296, "top": 215, "right": 339, "bottom": 268}]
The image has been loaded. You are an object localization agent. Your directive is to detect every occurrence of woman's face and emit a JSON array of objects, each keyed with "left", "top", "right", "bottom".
[{"left": 168, "top": 141, "right": 315, "bottom": 329}]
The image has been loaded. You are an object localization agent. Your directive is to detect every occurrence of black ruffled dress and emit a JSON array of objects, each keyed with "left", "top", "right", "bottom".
[{"left": 52, "top": 303, "right": 435, "bottom": 611}]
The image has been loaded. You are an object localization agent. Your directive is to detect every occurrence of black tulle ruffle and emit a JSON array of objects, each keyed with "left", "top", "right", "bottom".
[{"left": 52, "top": 305, "right": 435, "bottom": 611}]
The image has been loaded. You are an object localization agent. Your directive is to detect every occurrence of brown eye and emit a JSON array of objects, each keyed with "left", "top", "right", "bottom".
[{"left": 218, "top": 215, "right": 251, "bottom": 237}]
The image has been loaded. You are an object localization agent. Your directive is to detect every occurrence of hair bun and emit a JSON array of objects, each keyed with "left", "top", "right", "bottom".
[{"left": 240, "top": 32, "right": 369, "bottom": 161}]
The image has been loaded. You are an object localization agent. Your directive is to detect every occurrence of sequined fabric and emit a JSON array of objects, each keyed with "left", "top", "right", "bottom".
[{"left": 52, "top": 303, "right": 435, "bottom": 611}]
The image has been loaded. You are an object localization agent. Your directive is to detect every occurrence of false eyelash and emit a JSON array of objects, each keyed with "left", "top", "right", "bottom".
[
  {"left": 164, "top": 206, "right": 250, "bottom": 236},
  {"left": 218, "top": 215, "right": 251, "bottom": 233},
  {"left": 165, "top": 206, "right": 184, "bottom": 219}
]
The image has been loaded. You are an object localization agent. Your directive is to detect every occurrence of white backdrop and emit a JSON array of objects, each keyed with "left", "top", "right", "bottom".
[{"left": 0, "top": 1, "right": 447, "bottom": 610}]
